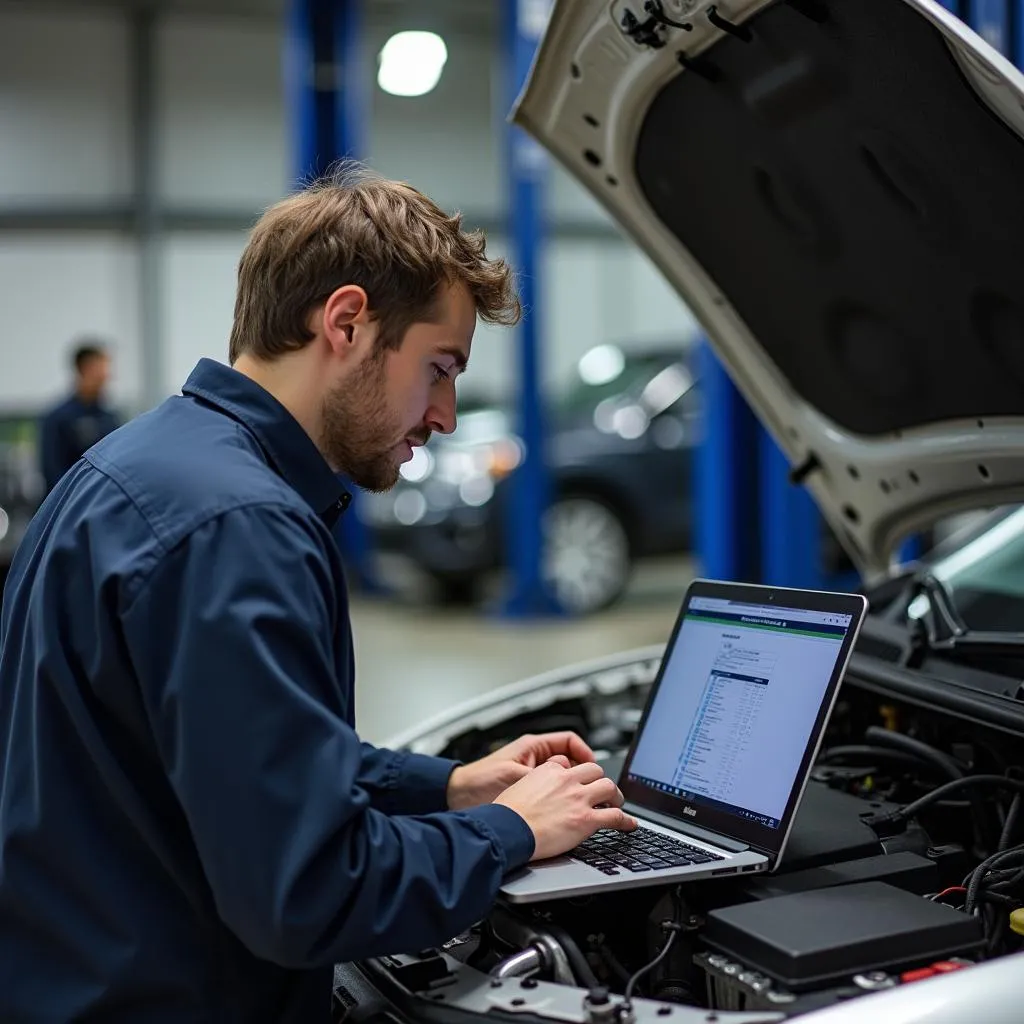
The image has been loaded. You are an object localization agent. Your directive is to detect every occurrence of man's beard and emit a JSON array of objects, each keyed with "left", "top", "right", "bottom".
[{"left": 319, "top": 350, "right": 408, "bottom": 493}]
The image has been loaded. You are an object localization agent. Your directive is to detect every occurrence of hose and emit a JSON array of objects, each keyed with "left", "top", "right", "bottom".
[
  {"left": 965, "top": 845, "right": 1024, "bottom": 915},
  {"left": 544, "top": 923, "right": 601, "bottom": 990},
  {"left": 865, "top": 727, "right": 998, "bottom": 850},
  {"left": 595, "top": 941, "right": 631, "bottom": 986},
  {"left": 999, "top": 794, "right": 1021, "bottom": 852},
  {"left": 863, "top": 727, "right": 965, "bottom": 782},
  {"left": 819, "top": 745, "right": 940, "bottom": 772}
]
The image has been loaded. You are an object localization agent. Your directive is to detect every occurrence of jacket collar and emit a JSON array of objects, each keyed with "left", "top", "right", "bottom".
[{"left": 181, "top": 358, "right": 351, "bottom": 528}]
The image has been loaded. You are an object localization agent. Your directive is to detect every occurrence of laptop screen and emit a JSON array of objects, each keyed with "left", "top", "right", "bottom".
[{"left": 619, "top": 582, "right": 865, "bottom": 856}]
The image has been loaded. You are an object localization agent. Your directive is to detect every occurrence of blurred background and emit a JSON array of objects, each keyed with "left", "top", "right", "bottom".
[{"left": 0, "top": 0, "right": 991, "bottom": 743}]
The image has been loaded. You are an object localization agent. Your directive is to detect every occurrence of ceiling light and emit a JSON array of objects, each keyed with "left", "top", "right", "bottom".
[{"left": 377, "top": 31, "right": 448, "bottom": 97}]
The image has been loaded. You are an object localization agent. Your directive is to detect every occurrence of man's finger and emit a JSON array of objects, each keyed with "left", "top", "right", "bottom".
[
  {"left": 545, "top": 755, "right": 571, "bottom": 769},
  {"left": 584, "top": 777, "right": 624, "bottom": 806},
  {"left": 565, "top": 731, "right": 597, "bottom": 765},
  {"left": 592, "top": 807, "right": 638, "bottom": 832},
  {"left": 532, "top": 730, "right": 596, "bottom": 765},
  {"left": 567, "top": 761, "right": 605, "bottom": 784}
]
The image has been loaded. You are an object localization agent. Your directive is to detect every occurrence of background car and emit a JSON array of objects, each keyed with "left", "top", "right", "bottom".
[
  {"left": 0, "top": 416, "right": 43, "bottom": 594},
  {"left": 359, "top": 343, "right": 701, "bottom": 614}
]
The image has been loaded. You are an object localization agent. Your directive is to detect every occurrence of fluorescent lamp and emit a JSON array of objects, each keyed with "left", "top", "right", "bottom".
[{"left": 378, "top": 31, "right": 448, "bottom": 97}]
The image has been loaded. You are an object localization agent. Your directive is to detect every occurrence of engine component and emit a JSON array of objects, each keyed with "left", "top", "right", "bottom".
[
  {"left": 742, "top": 849, "right": 939, "bottom": 900},
  {"left": 491, "top": 947, "right": 545, "bottom": 980},
  {"left": 582, "top": 986, "right": 618, "bottom": 1024},
  {"left": 702, "top": 881, "right": 985, "bottom": 992},
  {"left": 695, "top": 952, "right": 797, "bottom": 1012},
  {"left": 486, "top": 907, "right": 595, "bottom": 987},
  {"left": 776, "top": 782, "right": 902, "bottom": 871}
]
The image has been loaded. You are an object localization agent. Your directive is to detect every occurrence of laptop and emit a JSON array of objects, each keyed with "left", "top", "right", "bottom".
[{"left": 499, "top": 579, "right": 868, "bottom": 904}]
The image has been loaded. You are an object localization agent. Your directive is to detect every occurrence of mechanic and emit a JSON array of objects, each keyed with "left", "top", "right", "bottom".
[
  {"left": 0, "top": 163, "right": 637, "bottom": 1024},
  {"left": 37, "top": 339, "right": 120, "bottom": 495}
]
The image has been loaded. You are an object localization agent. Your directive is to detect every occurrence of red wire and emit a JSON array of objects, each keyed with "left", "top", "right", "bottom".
[{"left": 933, "top": 886, "right": 967, "bottom": 901}]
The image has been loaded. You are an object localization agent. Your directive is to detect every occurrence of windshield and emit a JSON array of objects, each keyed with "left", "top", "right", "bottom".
[{"left": 908, "top": 506, "right": 1024, "bottom": 631}]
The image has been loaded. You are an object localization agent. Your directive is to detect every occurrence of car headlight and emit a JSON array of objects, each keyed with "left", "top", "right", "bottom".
[
  {"left": 435, "top": 437, "right": 523, "bottom": 485},
  {"left": 483, "top": 436, "right": 524, "bottom": 480},
  {"left": 458, "top": 476, "right": 495, "bottom": 507}
]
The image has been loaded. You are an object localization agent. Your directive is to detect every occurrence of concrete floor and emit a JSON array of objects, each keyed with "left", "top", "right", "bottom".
[{"left": 351, "top": 556, "right": 694, "bottom": 744}]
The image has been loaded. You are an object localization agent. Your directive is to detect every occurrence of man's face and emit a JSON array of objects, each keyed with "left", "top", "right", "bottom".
[
  {"left": 78, "top": 354, "right": 111, "bottom": 400},
  {"left": 320, "top": 281, "right": 475, "bottom": 492}
]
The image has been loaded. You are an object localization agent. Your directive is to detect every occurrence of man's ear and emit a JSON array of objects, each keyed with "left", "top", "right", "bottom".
[{"left": 322, "top": 285, "right": 373, "bottom": 360}]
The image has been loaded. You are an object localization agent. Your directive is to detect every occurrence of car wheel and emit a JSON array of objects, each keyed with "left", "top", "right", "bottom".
[
  {"left": 542, "top": 495, "right": 631, "bottom": 615},
  {"left": 432, "top": 573, "right": 481, "bottom": 606}
]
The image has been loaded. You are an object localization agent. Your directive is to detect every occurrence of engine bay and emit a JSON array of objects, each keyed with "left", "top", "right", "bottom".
[{"left": 352, "top": 648, "right": 1024, "bottom": 1023}]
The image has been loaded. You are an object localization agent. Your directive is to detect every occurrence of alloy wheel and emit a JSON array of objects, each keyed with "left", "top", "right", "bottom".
[{"left": 542, "top": 496, "right": 631, "bottom": 615}]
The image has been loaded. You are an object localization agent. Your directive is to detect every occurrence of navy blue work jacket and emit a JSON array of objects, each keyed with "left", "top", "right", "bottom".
[
  {"left": 38, "top": 393, "right": 120, "bottom": 494},
  {"left": 0, "top": 358, "right": 534, "bottom": 1023}
]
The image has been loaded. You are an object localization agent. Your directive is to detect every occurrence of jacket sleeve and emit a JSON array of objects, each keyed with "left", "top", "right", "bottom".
[
  {"left": 357, "top": 744, "right": 461, "bottom": 816},
  {"left": 120, "top": 502, "right": 535, "bottom": 970}
]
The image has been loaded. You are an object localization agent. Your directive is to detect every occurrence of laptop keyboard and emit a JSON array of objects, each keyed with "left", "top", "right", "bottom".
[{"left": 571, "top": 827, "right": 726, "bottom": 875}]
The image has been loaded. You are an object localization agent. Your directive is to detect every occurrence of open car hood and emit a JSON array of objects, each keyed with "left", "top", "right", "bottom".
[{"left": 512, "top": 0, "right": 1024, "bottom": 578}]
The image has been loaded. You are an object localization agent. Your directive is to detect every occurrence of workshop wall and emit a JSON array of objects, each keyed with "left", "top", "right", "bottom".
[{"left": 0, "top": 4, "right": 697, "bottom": 413}]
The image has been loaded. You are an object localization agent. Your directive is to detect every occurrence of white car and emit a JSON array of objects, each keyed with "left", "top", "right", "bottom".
[{"left": 331, "top": 3, "right": 1024, "bottom": 1023}]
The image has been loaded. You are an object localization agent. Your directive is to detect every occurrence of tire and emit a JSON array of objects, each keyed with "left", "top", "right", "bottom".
[
  {"left": 542, "top": 495, "right": 631, "bottom": 615},
  {"left": 433, "top": 573, "right": 481, "bottom": 606}
]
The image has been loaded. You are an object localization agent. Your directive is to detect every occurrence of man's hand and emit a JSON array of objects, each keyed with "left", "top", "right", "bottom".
[
  {"left": 446, "top": 732, "right": 597, "bottom": 810},
  {"left": 494, "top": 760, "right": 637, "bottom": 861}
]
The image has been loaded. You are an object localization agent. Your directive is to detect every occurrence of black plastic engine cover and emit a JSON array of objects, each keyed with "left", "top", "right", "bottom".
[
  {"left": 744, "top": 849, "right": 938, "bottom": 900},
  {"left": 704, "top": 881, "right": 985, "bottom": 990},
  {"left": 775, "top": 781, "right": 898, "bottom": 871}
]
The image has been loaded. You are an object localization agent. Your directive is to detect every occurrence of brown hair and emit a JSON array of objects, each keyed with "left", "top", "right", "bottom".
[{"left": 228, "top": 162, "right": 521, "bottom": 363}]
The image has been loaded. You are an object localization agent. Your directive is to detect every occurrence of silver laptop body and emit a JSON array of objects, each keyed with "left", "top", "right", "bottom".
[{"left": 500, "top": 579, "right": 868, "bottom": 904}]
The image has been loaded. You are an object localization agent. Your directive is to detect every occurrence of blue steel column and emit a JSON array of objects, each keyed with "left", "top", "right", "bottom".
[
  {"left": 284, "top": 0, "right": 322, "bottom": 184},
  {"left": 694, "top": 343, "right": 760, "bottom": 582},
  {"left": 500, "top": 0, "right": 561, "bottom": 616},
  {"left": 759, "top": 431, "right": 822, "bottom": 589},
  {"left": 1017, "top": 0, "right": 1024, "bottom": 66},
  {"left": 969, "top": 0, "right": 1009, "bottom": 53},
  {"left": 285, "top": 0, "right": 382, "bottom": 594}
]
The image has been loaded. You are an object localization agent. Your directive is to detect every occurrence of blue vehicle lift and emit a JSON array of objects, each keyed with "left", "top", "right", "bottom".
[
  {"left": 499, "top": 0, "right": 562, "bottom": 617},
  {"left": 968, "top": 0, "right": 1009, "bottom": 53},
  {"left": 694, "top": 345, "right": 762, "bottom": 583},
  {"left": 284, "top": 0, "right": 383, "bottom": 594}
]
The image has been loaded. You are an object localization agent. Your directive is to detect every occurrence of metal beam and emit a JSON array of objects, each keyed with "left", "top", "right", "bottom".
[
  {"left": 0, "top": 207, "right": 136, "bottom": 232},
  {"left": 0, "top": 206, "right": 624, "bottom": 241}
]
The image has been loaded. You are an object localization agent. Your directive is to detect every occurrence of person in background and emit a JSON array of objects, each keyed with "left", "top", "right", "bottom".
[{"left": 38, "top": 340, "right": 120, "bottom": 494}]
